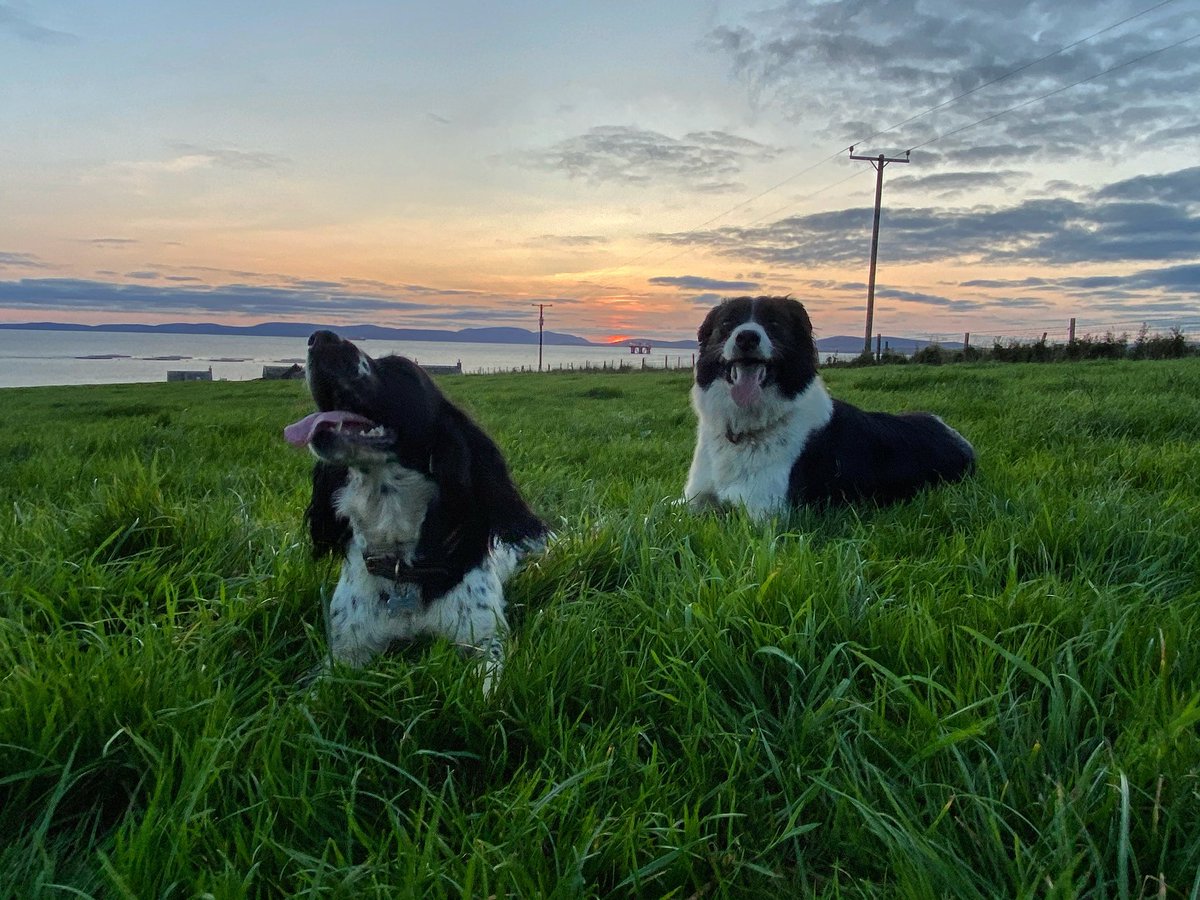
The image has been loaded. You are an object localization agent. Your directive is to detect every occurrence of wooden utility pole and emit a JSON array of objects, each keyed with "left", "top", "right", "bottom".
[
  {"left": 849, "top": 148, "right": 909, "bottom": 355},
  {"left": 531, "top": 303, "right": 553, "bottom": 372}
]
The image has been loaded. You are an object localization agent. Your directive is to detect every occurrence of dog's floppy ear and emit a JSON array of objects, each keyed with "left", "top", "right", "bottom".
[
  {"left": 430, "top": 417, "right": 546, "bottom": 546},
  {"left": 306, "top": 462, "right": 351, "bottom": 558},
  {"left": 429, "top": 425, "right": 473, "bottom": 495},
  {"left": 697, "top": 303, "right": 723, "bottom": 350},
  {"left": 785, "top": 298, "right": 819, "bottom": 367}
]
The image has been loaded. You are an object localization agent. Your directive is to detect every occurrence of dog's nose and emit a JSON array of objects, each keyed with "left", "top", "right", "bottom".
[
  {"left": 734, "top": 329, "right": 761, "bottom": 353},
  {"left": 308, "top": 330, "right": 339, "bottom": 348}
]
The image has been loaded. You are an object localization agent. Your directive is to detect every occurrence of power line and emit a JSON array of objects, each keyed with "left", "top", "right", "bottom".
[
  {"left": 683, "top": 0, "right": 1188, "bottom": 253},
  {"left": 906, "top": 30, "right": 1200, "bottom": 153},
  {"left": 616, "top": 171, "right": 863, "bottom": 282},
  {"left": 846, "top": 0, "right": 1183, "bottom": 153},
  {"left": 569, "top": 149, "right": 848, "bottom": 288},
  {"left": 733, "top": 171, "right": 864, "bottom": 231}
]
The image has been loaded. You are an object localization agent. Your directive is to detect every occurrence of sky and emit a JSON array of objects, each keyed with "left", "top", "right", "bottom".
[{"left": 1, "top": 0, "right": 1198, "bottom": 344}]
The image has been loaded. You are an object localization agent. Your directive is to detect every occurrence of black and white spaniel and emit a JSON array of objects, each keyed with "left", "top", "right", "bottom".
[
  {"left": 684, "top": 296, "right": 975, "bottom": 519},
  {"left": 284, "top": 330, "right": 547, "bottom": 689}
]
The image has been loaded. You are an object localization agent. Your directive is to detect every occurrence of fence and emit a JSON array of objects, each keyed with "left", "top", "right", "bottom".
[
  {"left": 822, "top": 317, "right": 1200, "bottom": 365},
  {"left": 469, "top": 354, "right": 697, "bottom": 375}
]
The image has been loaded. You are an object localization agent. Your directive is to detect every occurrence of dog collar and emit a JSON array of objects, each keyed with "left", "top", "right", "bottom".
[{"left": 362, "top": 551, "right": 449, "bottom": 584}]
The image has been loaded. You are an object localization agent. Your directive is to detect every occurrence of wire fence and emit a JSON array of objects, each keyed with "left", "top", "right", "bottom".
[
  {"left": 467, "top": 355, "right": 697, "bottom": 375},
  {"left": 823, "top": 316, "right": 1200, "bottom": 363}
]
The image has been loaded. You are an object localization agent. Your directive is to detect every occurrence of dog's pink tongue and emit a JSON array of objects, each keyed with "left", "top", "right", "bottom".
[
  {"left": 283, "top": 410, "right": 374, "bottom": 447},
  {"left": 730, "top": 364, "right": 765, "bottom": 408}
]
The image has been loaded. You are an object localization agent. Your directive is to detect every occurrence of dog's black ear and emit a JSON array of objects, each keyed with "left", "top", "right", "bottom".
[
  {"left": 431, "top": 414, "right": 547, "bottom": 547},
  {"left": 306, "top": 463, "right": 351, "bottom": 558},
  {"left": 469, "top": 438, "right": 548, "bottom": 547},
  {"left": 785, "top": 299, "right": 819, "bottom": 367},
  {"left": 430, "top": 424, "right": 473, "bottom": 494},
  {"left": 697, "top": 303, "right": 722, "bottom": 349}
]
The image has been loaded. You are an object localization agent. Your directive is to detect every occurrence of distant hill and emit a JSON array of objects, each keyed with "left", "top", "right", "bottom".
[
  {"left": 0, "top": 321, "right": 953, "bottom": 354},
  {"left": 0, "top": 320, "right": 596, "bottom": 347}
]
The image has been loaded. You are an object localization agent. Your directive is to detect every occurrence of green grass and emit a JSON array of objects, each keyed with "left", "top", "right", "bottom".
[{"left": 1, "top": 360, "right": 1199, "bottom": 898}]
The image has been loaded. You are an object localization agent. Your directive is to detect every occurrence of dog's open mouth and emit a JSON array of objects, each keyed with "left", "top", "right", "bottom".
[
  {"left": 725, "top": 359, "right": 770, "bottom": 408},
  {"left": 284, "top": 410, "right": 385, "bottom": 448}
]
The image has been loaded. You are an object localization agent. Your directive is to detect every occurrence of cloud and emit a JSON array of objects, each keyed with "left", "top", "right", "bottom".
[
  {"left": 970, "top": 263, "right": 1200, "bottom": 295},
  {"left": 874, "top": 288, "right": 983, "bottom": 311},
  {"left": 0, "top": 4, "right": 76, "bottom": 43},
  {"left": 101, "top": 145, "right": 291, "bottom": 184},
  {"left": 390, "top": 305, "right": 571, "bottom": 325},
  {"left": 0, "top": 274, "right": 583, "bottom": 327},
  {"left": 515, "top": 126, "right": 779, "bottom": 192},
  {"left": 0, "top": 251, "right": 49, "bottom": 269},
  {"left": 85, "top": 237, "right": 140, "bottom": 248},
  {"left": 1094, "top": 166, "right": 1200, "bottom": 206},
  {"left": 922, "top": 145, "right": 1045, "bottom": 168},
  {"left": 707, "top": 2, "right": 1200, "bottom": 161},
  {"left": 524, "top": 234, "right": 611, "bottom": 248},
  {"left": 158, "top": 268, "right": 485, "bottom": 298},
  {"left": 648, "top": 275, "right": 762, "bottom": 291},
  {"left": 685, "top": 292, "right": 727, "bottom": 307},
  {"left": 168, "top": 143, "right": 291, "bottom": 171},
  {"left": 651, "top": 166, "right": 1200, "bottom": 269},
  {"left": 0, "top": 278, "right": 447, "bottom": 318},
  {"left": 961, "top": 263, "right": 1200, "bottom": 312},
  {"left": 888, "top": 170, "right": 1026, "bottom": 197}
]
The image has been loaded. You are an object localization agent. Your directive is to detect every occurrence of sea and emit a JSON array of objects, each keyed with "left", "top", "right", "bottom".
[{"left": 0, "top": 329, "right": 698, "bottom": 388}]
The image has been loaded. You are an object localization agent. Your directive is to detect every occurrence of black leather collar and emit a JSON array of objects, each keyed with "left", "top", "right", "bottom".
[{"left": 363, "top": 551, "right": 448, "bottom": 584}]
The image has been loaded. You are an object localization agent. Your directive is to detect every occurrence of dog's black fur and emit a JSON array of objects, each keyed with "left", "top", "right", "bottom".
[
  {"left": 685, "top": 296, "right": 976, "bottom": 515},
  {"left": 289, "top": 330, "right": 546, "bottom": 676},
  {"left": 303, "top": 331, "right": 546, "bottom": 600}
]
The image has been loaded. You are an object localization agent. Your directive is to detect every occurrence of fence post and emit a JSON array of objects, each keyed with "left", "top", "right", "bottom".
[
  {"left": 1068, "top": 317, "right": 1076, "bottom": 343},
  {"left": 963, "top": 332, "right": 970, "bottom": 351},
  {"left": 875, "top": 333, "right": 882, "bottom": 360}
]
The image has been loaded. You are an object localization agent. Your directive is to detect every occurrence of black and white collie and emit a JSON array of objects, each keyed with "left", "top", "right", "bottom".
[
  {"left": 684, "top": 296, "right": 975, "bottom": 519},
  {"left": 284, "top": 330, "right": 547, "bottom": 689}
]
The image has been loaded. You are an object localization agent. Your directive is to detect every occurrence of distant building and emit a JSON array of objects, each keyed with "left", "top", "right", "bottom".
[
  {"left": 167, "top": 368, "right": 212, "bottom": 382},
  {"left": 262, "top": 364, "right": 305, "bottom": 380}
]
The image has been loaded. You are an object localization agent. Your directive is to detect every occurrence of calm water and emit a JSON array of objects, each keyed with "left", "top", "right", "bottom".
[{"left": 0, "top": 330, "right": 697, "bottom": 388}]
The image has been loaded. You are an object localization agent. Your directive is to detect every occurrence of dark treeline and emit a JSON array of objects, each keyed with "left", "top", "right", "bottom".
[{"left": 833, "top": 325, "right": 1196, "bottom": 368}]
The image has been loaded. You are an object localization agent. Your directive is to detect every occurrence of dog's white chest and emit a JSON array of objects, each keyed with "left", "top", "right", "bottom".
[
  {"left": 335, "top": 465, "right": 438, "bottom": 554},
  {"left": 707, "top": 428, "right": 799, "bottom": 516},
  {"left": 685, "top": 377, "right": 834, "bottom": 520}
]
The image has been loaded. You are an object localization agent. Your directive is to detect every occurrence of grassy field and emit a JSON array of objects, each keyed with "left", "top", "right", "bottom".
[{"left": 1, "top": 359, "right": 1199, "bottom": 898}]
